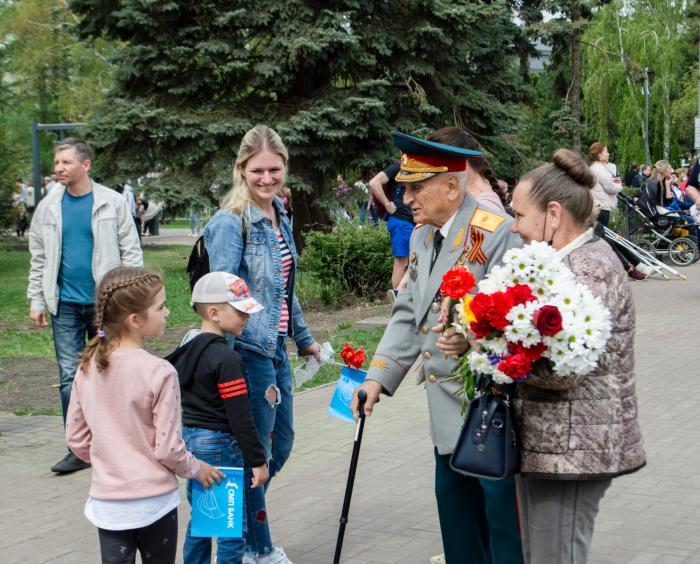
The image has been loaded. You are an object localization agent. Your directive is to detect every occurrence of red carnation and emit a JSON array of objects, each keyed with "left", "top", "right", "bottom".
[
  {"left": 350, "top": 349, "right": 367, "bottom": 369},
  {"left": 508, "top": 341, "right": 547, "bottom": 362},
  {"left": 469, "top": 292, "right": 493, "bottom": 321},
  {"left": 505, "top": 284, "right": 536, "bottom": 306},
  {"left": 440, "top": 268, "right": 477, "bottom": 300},
  {"left": 533, "top": 305, "right": 563, "bottom": 336},
  {"left": 497, "top": 353, "right": 532, "bottom": 380},
  {"left": 489, "top": 291, "right": 514, "bottom": 331},
  {"left": 470, "top": 318, "right": 495, "bottom": 339},
  {"left": 341, "top": 342, "right": 366, "bottom": 369}
]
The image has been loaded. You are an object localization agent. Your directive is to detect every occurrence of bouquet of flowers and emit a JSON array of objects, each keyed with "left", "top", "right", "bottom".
[{"left": 444, "top": 241, "right": 612, "bottom": 398}]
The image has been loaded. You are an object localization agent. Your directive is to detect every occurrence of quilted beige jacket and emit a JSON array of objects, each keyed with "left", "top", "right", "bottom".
[{"left": 514, "top": 237, "right": 646, "bottom": 479}]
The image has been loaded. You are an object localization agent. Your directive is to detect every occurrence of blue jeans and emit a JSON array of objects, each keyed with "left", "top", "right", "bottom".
[
  {"left": 183, "top": 427, "right": 246, "bottom": 564},
  {"left": 50, "top": 301, "right": 96, "bottom": 424},
  {"left": 236, "top": 337, "right": 294, "bottom": 557}
]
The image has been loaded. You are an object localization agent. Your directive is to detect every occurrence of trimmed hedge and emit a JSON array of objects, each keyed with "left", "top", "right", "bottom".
[{"left": 299, "top": 223, "right": 393, "bottom": 304}]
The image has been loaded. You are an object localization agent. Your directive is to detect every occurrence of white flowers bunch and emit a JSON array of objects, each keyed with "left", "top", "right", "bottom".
[{"left": 461, "top": 241, "right": 612, "bottom": 385}]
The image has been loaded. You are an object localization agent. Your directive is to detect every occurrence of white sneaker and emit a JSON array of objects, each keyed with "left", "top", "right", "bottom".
[
  {"left": 430, "top": 554, "right": 446, "bottom": 564},
  {"left": 242, "top": 556, "right": 256, "bottom": 564},
  {"left": 253, "top": 547, "right": 294, "bottom": 564}
]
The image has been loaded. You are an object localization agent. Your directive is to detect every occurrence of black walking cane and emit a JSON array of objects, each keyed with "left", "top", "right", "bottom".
[{"left": 333, "top": 389, "right": 367, "bottom": 564}]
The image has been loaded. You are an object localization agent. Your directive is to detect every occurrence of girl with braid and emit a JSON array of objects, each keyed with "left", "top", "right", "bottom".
[{"left": 66, "top": 266, "right": 224, "bottom": 564}]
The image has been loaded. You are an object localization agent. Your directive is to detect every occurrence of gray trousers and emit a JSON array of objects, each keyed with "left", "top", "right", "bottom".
[{"left": 516, "top": 476, "right": 611, "bottom": 564}]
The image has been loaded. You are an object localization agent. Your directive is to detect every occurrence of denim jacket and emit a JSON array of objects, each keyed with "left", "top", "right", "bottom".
[{"left": 204, "top": 198, "right": 314, "bottom": 358}]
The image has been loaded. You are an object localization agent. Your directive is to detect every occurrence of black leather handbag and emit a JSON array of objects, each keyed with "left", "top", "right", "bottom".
[{"left": 449, "top": 382, "right": 520, "bottom": 480}]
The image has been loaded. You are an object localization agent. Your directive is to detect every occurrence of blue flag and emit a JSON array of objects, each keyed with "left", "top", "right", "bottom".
[
  {"left": 328, "top": 366, "right": 367, "bottom": 422},
  {"left": 190, "top": 466, "right": 244, "bottom": 538}
]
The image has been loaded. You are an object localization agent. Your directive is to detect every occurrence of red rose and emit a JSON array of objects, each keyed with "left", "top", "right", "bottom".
[
  {"left": 440, "top": 268, "right": 477, "bottom": 300},
  {"left": 497, "top": 353, "right": 532, "bottom": 380},
  {"left": 533, "top": 305, "right": 563, "bottom": 336},
  {"left": 505, "top": 284, "right": 536, "bottom": 306}
]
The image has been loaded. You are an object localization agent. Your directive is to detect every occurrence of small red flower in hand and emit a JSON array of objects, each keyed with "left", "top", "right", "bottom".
[
  {"left": 533, "top": 305, "right": 563, "bottom": 336},
  {"left": 440, "top": 268, "right": 476, "bottom": 300},
  {"left": 340, "top": 342, "right": 366, "bottom": 369}
]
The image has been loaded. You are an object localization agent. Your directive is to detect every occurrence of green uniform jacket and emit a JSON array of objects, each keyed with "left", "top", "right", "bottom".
[{"left": 366, "top": 194, "right": 522, "bottom": 454}]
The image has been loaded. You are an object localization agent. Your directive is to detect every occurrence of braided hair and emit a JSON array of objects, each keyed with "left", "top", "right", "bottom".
[
  {"left": 80, "top": 266, "right": 164, "bottom": 373},
  {"left": 427, "top": 127, "right": 509, "bottom": 211}
]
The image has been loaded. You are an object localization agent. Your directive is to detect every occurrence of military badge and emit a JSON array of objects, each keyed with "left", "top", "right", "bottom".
[{"left": 451, "top": 227, "right": 465, "bottom": 250}]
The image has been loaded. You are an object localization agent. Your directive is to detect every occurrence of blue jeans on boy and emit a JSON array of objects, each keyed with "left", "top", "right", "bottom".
[
  {"left": 236, "top": 337, "right": 294, "bottom": 558},
  {"left": 50, "top": 301, "right": 96, "bottom": 423},
  {"left": 183, "top": 427, "right": 246, "bottom": 564}
]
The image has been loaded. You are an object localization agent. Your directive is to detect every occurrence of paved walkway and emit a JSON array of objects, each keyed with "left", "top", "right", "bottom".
[{"left": 2, "top": 264, "right": 700, "bottom": 563}]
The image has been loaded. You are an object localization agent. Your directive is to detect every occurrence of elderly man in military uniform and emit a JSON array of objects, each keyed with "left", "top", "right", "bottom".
[{"left": 352, "top": 130, "right": 523, "bottom": 564}]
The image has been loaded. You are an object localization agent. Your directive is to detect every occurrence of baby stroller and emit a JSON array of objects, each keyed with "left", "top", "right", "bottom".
[{"left": 619, "top": 192, "right": 699, "bottom": 267}]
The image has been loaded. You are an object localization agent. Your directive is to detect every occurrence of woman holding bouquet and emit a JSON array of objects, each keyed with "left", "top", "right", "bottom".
[{"left": 509, "top": 149, "right": 646, "bottom": 564}]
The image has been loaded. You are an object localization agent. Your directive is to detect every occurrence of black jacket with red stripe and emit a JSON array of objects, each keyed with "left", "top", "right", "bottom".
[{"left": 165, "top": 332, "right": 266, "bottom": 468}]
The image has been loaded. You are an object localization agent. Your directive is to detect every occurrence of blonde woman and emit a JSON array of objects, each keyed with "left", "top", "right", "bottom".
[{"left": 204, "top": 125, "right": 320, "bottom": 564}]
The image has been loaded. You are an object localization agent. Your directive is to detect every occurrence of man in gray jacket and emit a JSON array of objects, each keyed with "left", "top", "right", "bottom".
[
  {"left": 352, "top": 131, "right": 523, "bottom": 564},
  {"left": 27, "top": 137, "right": 142, "bottom": 474}
]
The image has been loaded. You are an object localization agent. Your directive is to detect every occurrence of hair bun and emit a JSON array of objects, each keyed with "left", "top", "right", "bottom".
[{"left": 552, "top": 148, "right": 596, "bottom": 189}]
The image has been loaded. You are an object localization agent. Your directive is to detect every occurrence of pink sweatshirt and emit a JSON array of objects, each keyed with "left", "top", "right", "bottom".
[{"left": 66, "top": 348, "right": 200, "bottom": 500}]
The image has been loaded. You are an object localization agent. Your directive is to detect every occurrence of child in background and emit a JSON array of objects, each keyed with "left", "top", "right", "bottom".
[
  {"left": 66, "top": 266, "right": 223, "bottom": 564},
  {"left": 166, "top": 271, "right": 269, "bottom": 564}
]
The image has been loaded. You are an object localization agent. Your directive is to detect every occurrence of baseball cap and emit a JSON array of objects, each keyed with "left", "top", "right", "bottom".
[{"left": 191, "top": 271, "right": 263, "bottom": 314}]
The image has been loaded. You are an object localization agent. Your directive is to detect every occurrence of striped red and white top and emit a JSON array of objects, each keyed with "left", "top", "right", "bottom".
[{"left": 276, "top": 231, "right": 293, "bottom": 335}]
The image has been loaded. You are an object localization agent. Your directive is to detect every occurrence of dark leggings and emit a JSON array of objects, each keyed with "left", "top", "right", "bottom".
[
  {"left": 97, "top": 508, "right": 178, "bottom": 564},
  {"left": 597, "top": 210, "right": 636, "bottom": 271}
]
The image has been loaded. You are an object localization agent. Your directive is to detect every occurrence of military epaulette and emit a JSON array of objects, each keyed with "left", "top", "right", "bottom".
[{"left": 469, "top": 209, "right": 506, "bottom": 233}]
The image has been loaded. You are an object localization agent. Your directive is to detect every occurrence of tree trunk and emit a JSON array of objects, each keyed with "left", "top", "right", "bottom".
[
  {"left": 291, "top": 175, "right": 330, "bottom": 252},
  {"left": 570, "top": 30, "right": 582, "bottom": 152},
  {"left": 662, "top": 79, "right": 670, "bottom": 160}
]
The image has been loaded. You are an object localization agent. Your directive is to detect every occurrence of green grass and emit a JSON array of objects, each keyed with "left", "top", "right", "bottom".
[
  {"left": 293, "top": 325, "right": 384, "bottom": 390},
  {"left": 0, "top": 241, "right": 198, "bottom": 359},
  {"left": 160, "top": 219, "right": 190, "bottom": 229},
  {"left": 0, "top": 240, "right": 385, "bottom": 393},
  {"left": 13, "top": 406, "right": 62, "bottom": 416}
]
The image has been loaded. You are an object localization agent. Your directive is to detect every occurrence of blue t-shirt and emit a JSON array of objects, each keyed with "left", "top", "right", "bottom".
[{"left": 58, "top": 191, "right": 95, "bottom": 304}]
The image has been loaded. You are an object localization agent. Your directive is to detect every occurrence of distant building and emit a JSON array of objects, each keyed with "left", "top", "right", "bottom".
[{"left": 528, "top": 40, "right": 552, "bottom": 74}]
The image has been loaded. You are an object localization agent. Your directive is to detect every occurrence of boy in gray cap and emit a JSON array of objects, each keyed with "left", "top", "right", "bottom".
[{"left": 166, "top": 271, "right": 269, "bottom": 563}]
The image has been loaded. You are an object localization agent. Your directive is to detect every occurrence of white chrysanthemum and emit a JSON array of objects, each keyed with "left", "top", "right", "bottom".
[
  {"left": 491, "top": 368, "right": 513, "bottom": 385},
  {"left": 478, "top": 265, "right": 510, "bottom": 293},
  {"left": 469, "top": 351, "right": 495, "bottom": 374},
  {"left": 481, "top": 337, "right": 508, "bottom": 356}
]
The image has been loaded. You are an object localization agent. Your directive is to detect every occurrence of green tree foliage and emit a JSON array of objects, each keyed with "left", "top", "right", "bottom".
[
  {"left": 69, "top": 0, "right": 527, "bottom": 233},
  {"left": 582, "top": 0, "right": 700, "bottom": 166},
  {"left": 0, "top": 0, "right": 115, "bottom": 178}
]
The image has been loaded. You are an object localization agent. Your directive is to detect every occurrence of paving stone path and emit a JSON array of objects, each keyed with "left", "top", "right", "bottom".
[{"left": 2, "top": 264, "right": 700, "bottom": 563}]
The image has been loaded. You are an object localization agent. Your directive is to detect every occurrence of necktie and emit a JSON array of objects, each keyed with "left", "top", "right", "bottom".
[{"left": 431, "top": 230, "right": 444, "bottom": 272}]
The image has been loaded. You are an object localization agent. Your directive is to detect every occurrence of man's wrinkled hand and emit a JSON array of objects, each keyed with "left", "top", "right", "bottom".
[
  {"left": 350, "top": 379, "right": 383, "bottom": 423},
  {"left": 432, "top": 324, "right": 469, "bottom": 358}
]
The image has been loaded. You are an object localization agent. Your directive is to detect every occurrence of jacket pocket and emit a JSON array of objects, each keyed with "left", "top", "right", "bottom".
[{"left": 517, "top": 399, "right": 571, "bottom": 454}]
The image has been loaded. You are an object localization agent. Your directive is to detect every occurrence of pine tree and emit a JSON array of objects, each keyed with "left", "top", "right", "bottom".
[{"left": 69, "top": 0, "right": 527, "bottom": 233}]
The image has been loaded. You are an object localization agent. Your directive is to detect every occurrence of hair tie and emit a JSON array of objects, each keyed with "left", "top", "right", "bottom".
[{"left": 97, "top": 328, "right": 106, "bottom": 338}]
